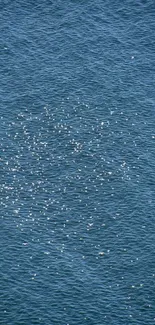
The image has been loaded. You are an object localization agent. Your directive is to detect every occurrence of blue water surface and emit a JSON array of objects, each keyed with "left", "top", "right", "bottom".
[{"left": 1, "top": 0, "right": 155, "bottom": 324}]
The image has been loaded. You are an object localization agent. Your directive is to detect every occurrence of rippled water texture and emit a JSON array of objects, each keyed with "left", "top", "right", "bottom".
[{"left": 1, "top": 0, "right": 155, "bottom": 324}]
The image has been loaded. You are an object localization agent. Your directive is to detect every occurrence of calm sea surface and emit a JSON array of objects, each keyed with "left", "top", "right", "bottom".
[{"left": 1, "top": 1, "right": 155, "bottom": 324}]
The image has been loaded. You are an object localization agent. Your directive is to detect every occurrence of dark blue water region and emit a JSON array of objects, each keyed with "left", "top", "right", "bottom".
[{"left": 1, "top": 0, "right": 155, "bottom": 324}]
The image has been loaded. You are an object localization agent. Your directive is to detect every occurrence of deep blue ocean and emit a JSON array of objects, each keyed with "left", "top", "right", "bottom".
[{"left": 1, "top": 1, "right": 155, "bottom": 324}]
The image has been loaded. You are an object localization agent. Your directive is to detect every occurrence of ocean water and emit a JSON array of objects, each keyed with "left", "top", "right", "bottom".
[{"left": 1, "top": 0, "right": 155, "bottom": 324}]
